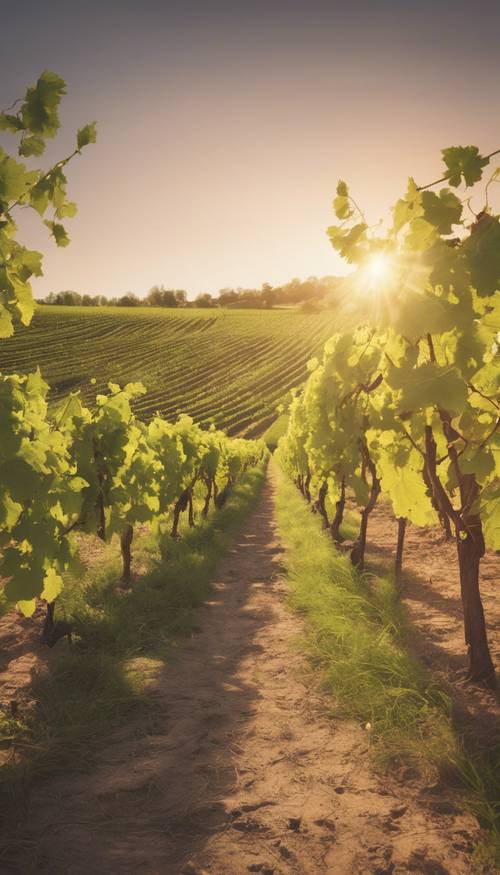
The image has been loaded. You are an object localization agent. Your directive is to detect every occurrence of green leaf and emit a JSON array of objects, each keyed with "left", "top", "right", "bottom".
[
  {"left": 0, "top": 113, "right": 24, "bottom": 133},
  {"left": 421, "top": 188, "right": 462, "bottom": 235},
  {"left": 393, "top": 288, "right": 470, "bottom": 338},
  {"left": 392, "top": 178, "right": 423, "bottom": 233},
  {"left": 405, "top": 217, "right": 439, "bottom": 251},
  {"left": 0, "top": 459, "right": 41, "bottom": 501},
  {"left": 56, "top": 200, "right": 77, "bottom": 219},
  {"left": 482, "top": 482, "right": 500, "bottom": 550},
  {"left": 41, "top": 567, "right": 63, "bottom": 603},
  {"left": 77, "top": 122, "right": 97, "bottom": 151},
  {"left": 19, "top": 134, "right": 46, "bottom": 158},
  {"left": 0, "top": 150, "right": 30, "bottom": 204},
  {"left": 351, "top": 475, "right": 370, "bottom": 507},
  {"left": 327, "top": 222, "right": 367, "bottom": 263},
  {"left": 442, "top": 145, "right": 490, "bottom": 188},
  {"left": 13, "top": 284, "right": 36, "bottom": 326},
  {"left": 25, "top": 252, "right": 44, "bottom": 282},
  {"left": 44, "top": 220, "right": 70, "bottom": 247},
  {"left": 463, "top": 213, "right": 500, "bottom": 297},
  {"left": 30, "top": 177, "right": 51, "bottom": 216},
  {"left": 388, "top": 362, "right": 468, "bottom": 415},
  {"left": 67, "top": 476, "right": 88, "bottom": 492},
  {"left": 459, "top": 447, "right": 495, "bottom": 483},
  {"left": 378, "top": 447, "right": 436, "bottom": 526},
  {"left": 333, "top": 180, "right": 352, "bottom": 220},
  {"left": 17, "top": 599, "right": 37, "bottom": 617},
  {"left": 20, "top": 70, "right": 66, "bottom": 138},
  {"left": 4, "top": 564, "right": 42, "bottom": 603},
  {"left": 333, "top": 194, "right": 352, "bottom": 220},
  {"left": 0, "top": 493, "right": 23, "bottom": 529}
]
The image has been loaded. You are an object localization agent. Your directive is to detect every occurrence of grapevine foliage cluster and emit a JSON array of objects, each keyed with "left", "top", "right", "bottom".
[
  {"left": 0, "top": 373, "right": 264, "bottom": 617},
  {"left": 0, "top": 71, "right": 97, "bottom": 337},
  {"left": 0, "top": 73, "right": 264, "bottom": 621},
  {"left": 277, "top": 146, "right": 499, "bottom": 686}
]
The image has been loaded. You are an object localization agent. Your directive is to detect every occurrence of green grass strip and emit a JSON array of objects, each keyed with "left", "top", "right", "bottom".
[{"left": 273, "top": 462, "right": 499, "bottom": 873}]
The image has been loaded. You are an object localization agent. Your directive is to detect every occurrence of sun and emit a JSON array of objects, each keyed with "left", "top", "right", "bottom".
[
  {"left": 365, "top": 252, "right": 393, "bottom": 283},
  {"left": 342, "top": 250, "right": 398, "bottom": 323}
]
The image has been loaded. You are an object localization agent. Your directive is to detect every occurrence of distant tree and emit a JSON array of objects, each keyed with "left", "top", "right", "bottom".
[
  {"left": 218, "top": 288, "right": 238, "bottom": 307},
  {"left": 195, "top": 293, "right": 216, "bottom": 308},
  {"left": 41, "top": 292, "right": 57, "bottom": 304},
  {"left": 146, "top": 285, "right": 182, "bottom": 307},
  {"left": 174, "top": 290, "right": 187, "bottom": 307},
  {"left": 146, "top": 285, "right": 164, "bottom": 307},
  {"left": 271, "top": 275, "right": 340, "bottom": 307},
  {"left": 53, "top": 290, "right": 83, "bottom": 305},
  {"left": 261, "top": 283, "right": 276, "bottom": 309},
  {"left": 301, "top": 298, "right": 321, "bottom": 313},
  {"left": 230, "top": 288, "right": 263, "bottom": 308},
  {"left": 117, "top": 292, "right": 140, "bottom": 307}
]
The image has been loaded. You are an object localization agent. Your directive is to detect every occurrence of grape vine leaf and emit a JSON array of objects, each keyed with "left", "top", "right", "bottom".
[
  {"left": 421, "top": 188, "right": 462, "bottom": 235},
  {"left": 333, "top": 180, "right": 352, "bottom": 220},
  {"left": 44, "top": 220, "right": 70, "bottom": 247},
  {"left": 482, "top": 483, "right": 500, "bottom": 550},
  {"left": 41, "top": 567, "right": 64, "bottom": 603},
  {"left": 442, "top": 146, "right": 489, "bottom": 188},
  {"left": 21, "top": 70, "right": 66, "bottom": 139},
  {"left": 77, "top": 122, "right": 97, "bottom": 151}
]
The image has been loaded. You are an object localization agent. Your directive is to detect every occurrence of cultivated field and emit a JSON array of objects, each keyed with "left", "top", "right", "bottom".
[{"left": 0, "top": 306, "right": 338, "bottom": 436}]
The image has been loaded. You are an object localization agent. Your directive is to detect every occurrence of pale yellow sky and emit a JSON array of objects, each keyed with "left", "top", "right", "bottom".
[{"left": 3, "top": 1, "right": 500, "bottom": 299}]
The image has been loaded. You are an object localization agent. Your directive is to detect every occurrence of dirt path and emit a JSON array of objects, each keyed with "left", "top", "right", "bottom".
[{"left": 15, "top": 473, "right": 480, "bottom": 874}]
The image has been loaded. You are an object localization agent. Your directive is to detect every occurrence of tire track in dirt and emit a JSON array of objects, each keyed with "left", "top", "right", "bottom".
[{"left": 20, "top": 472, "right": 479, "bottom": 874}]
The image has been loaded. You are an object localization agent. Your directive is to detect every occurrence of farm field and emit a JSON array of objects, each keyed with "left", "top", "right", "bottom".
[{"left": 0, "top": 306, "right": 339, "bottom": 436}]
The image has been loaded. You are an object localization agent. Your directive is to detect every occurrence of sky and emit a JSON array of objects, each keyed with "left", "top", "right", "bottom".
[{"left": 2, "top": 0, "right": 500, "bottom": 299}]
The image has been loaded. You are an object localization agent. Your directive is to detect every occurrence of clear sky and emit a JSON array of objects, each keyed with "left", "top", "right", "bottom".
[{"left": 2, "top": 0, "right": 500, "bottom": 299}]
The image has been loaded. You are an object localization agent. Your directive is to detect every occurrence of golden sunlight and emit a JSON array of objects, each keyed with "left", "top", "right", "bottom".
[{"left": 364, "top": 252, "right": 393, "bottom": 285}]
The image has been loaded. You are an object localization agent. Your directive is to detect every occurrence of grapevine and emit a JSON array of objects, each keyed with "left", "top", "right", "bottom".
[{"left": 278, "top": 145, "right": 499, "bottom": 687}]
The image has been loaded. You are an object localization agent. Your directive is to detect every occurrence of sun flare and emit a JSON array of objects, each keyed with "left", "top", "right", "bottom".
[{"left": 365, "top": 252, "right": 393, "bottom": 284}]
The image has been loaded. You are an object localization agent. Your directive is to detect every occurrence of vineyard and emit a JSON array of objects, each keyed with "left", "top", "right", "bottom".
[
  {"left": 0, "top": 305, "right": 338, "bottom": 435},
  {"left": 0, "top": 70, "right": 499, "bottom": 874}
]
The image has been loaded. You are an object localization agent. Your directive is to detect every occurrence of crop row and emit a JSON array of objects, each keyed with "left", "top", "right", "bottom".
[{"left": 0, "top": 306, "right": 338, "bottom": 435}]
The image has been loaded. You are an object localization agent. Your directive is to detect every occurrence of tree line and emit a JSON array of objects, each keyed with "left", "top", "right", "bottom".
[{"left": 39, "top": 276, "right": 342, "bottom": 310}]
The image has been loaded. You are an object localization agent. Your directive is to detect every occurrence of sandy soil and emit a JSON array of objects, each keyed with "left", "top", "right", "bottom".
[
  {"left": 0, "top": 604, "right": 49, "bottom": 737},
  {"left": 2, "top": 472, "right": 483, "bottom": 874},
  {"left": 365, "top": 504, "right": 500, "bottom": 751}
]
